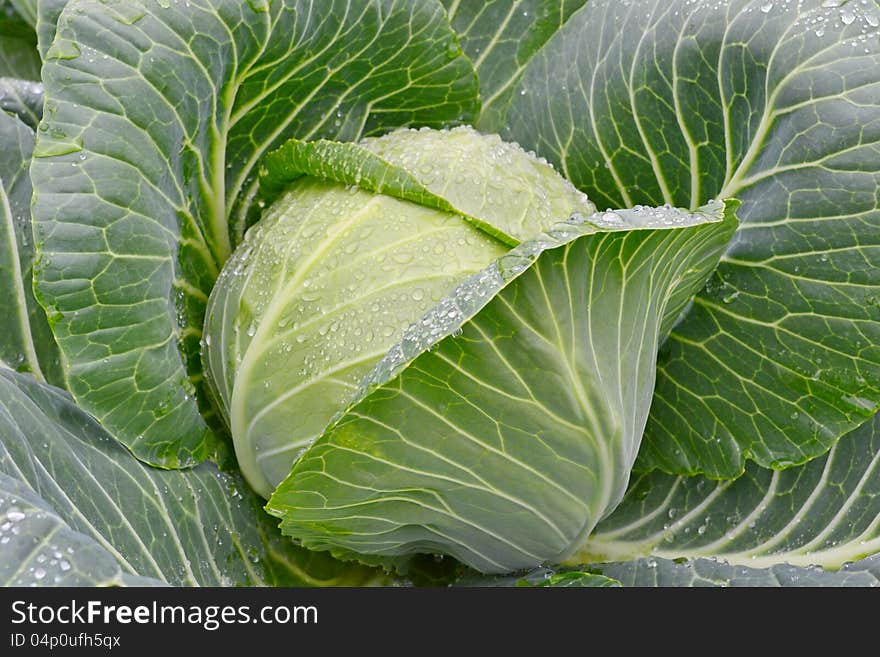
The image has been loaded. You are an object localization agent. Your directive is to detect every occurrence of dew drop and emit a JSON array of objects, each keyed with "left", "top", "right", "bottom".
[{"left": 722, "top": 289, "right": 740, "bottom": 304}]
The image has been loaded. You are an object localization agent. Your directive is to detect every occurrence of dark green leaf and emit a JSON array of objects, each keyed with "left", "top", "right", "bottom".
[
  {"left": 0, "top": 0, "right": 40, "bottom": 79},
  {"left": 596, "top": 554, "right": 880, "bottom": 587},
  {"left": 30, "top": 0, "right": 480, "bottom": 468},
  {"left": 582, "top": 411, "right": 880, "bottom": 569},
  {"left": 8, "top": 0, "right": 36, "bottom": 27},
  {"left": 503, "top": 0, "right": 880, "bottom": 477},
  {"left": 441, "top": 0, "right": 587, "bottom": 131},
  {"left": 0, "top": 368, "right": 385, "bottom": 586},
  {"left": 451, "top": 553, "right": 880, "bottom": 586},
  {"left": 0, "top": 472, "right": 166, "bottom": 586}
]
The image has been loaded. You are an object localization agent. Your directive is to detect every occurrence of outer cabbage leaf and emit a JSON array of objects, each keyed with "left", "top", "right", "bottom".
[
  {"left": 440, "top": 0, "right": 588, "bottom": 131},
  {"left": 596, "top": 554, "right": 880, "bottom": 587},
  {"left": 0, "top": 111, "right": 61, "bottom": 385},
  {"left": 578, "top": 410, "right": 880, "bottom": 569},
  {"left": 0, "top": 472, "right": 166, "bottom": 586},
  {"left": 0, "top": 368, "right": 383, "bottom": 586},
  {"left": 503, "top": 0, "right": 880, "bottom": 477},
  {"left": 268, "top": 201, "right": 737, "bottom": 574},
  {"left": 30, "top": 0, "right": 480, "bottom": 468},
  {"left": 454, "top": 553, "right": 880, "bottom": 587}
]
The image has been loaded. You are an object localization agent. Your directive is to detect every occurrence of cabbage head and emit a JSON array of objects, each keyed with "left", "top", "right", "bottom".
[
  {"left": 204, "top": 126, "right": 736, "bottom": 572},
  {"left": 204, "top": 127, "right": 596, "bottom": 497}
]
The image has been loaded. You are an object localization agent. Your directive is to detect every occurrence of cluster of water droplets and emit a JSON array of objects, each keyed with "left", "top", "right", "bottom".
[
  {"left": 358, "top": 125, "right": 595, "bottom": 240},
  {"left": 22, "top": 546, "right": 75, "bottom": 585},
  {"left": 360, "top": 263, "right": 505, "bottom": 395},
  {"left": 665, "top": 0, "right": 880, "bottom": 47},
  {"left": 787, "top": 0, "right": 880, "bottom": 40},
  {"left": 240, "top": 184, "right": 505, "bottom": 380},
  {"left": 627, "top": 554, "right": 869, "bottom": 586},
  {"left": 0, "top": 502, "right": 24, "bottom": 546},
  {"left": 703, "top": 269, "right": 743, "bottom": 305},
  {"left": 0, "top": 497, "right": 79, "bottom": 585},
  {"left": 151, "top": 469, "right": 270, "bottom": 585}
]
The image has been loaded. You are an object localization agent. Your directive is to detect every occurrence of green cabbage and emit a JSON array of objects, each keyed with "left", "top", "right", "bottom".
[
  {"left": 204, "top": 127, "right": 595, "bottom": 497},
  {"left": 205, "top": 127, "right": 737, "bottom": 571}
]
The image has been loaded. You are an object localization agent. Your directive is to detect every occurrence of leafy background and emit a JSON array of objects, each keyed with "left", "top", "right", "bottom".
[{"left": 0, "top": 0, "right": 878, "bottom": 586}]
